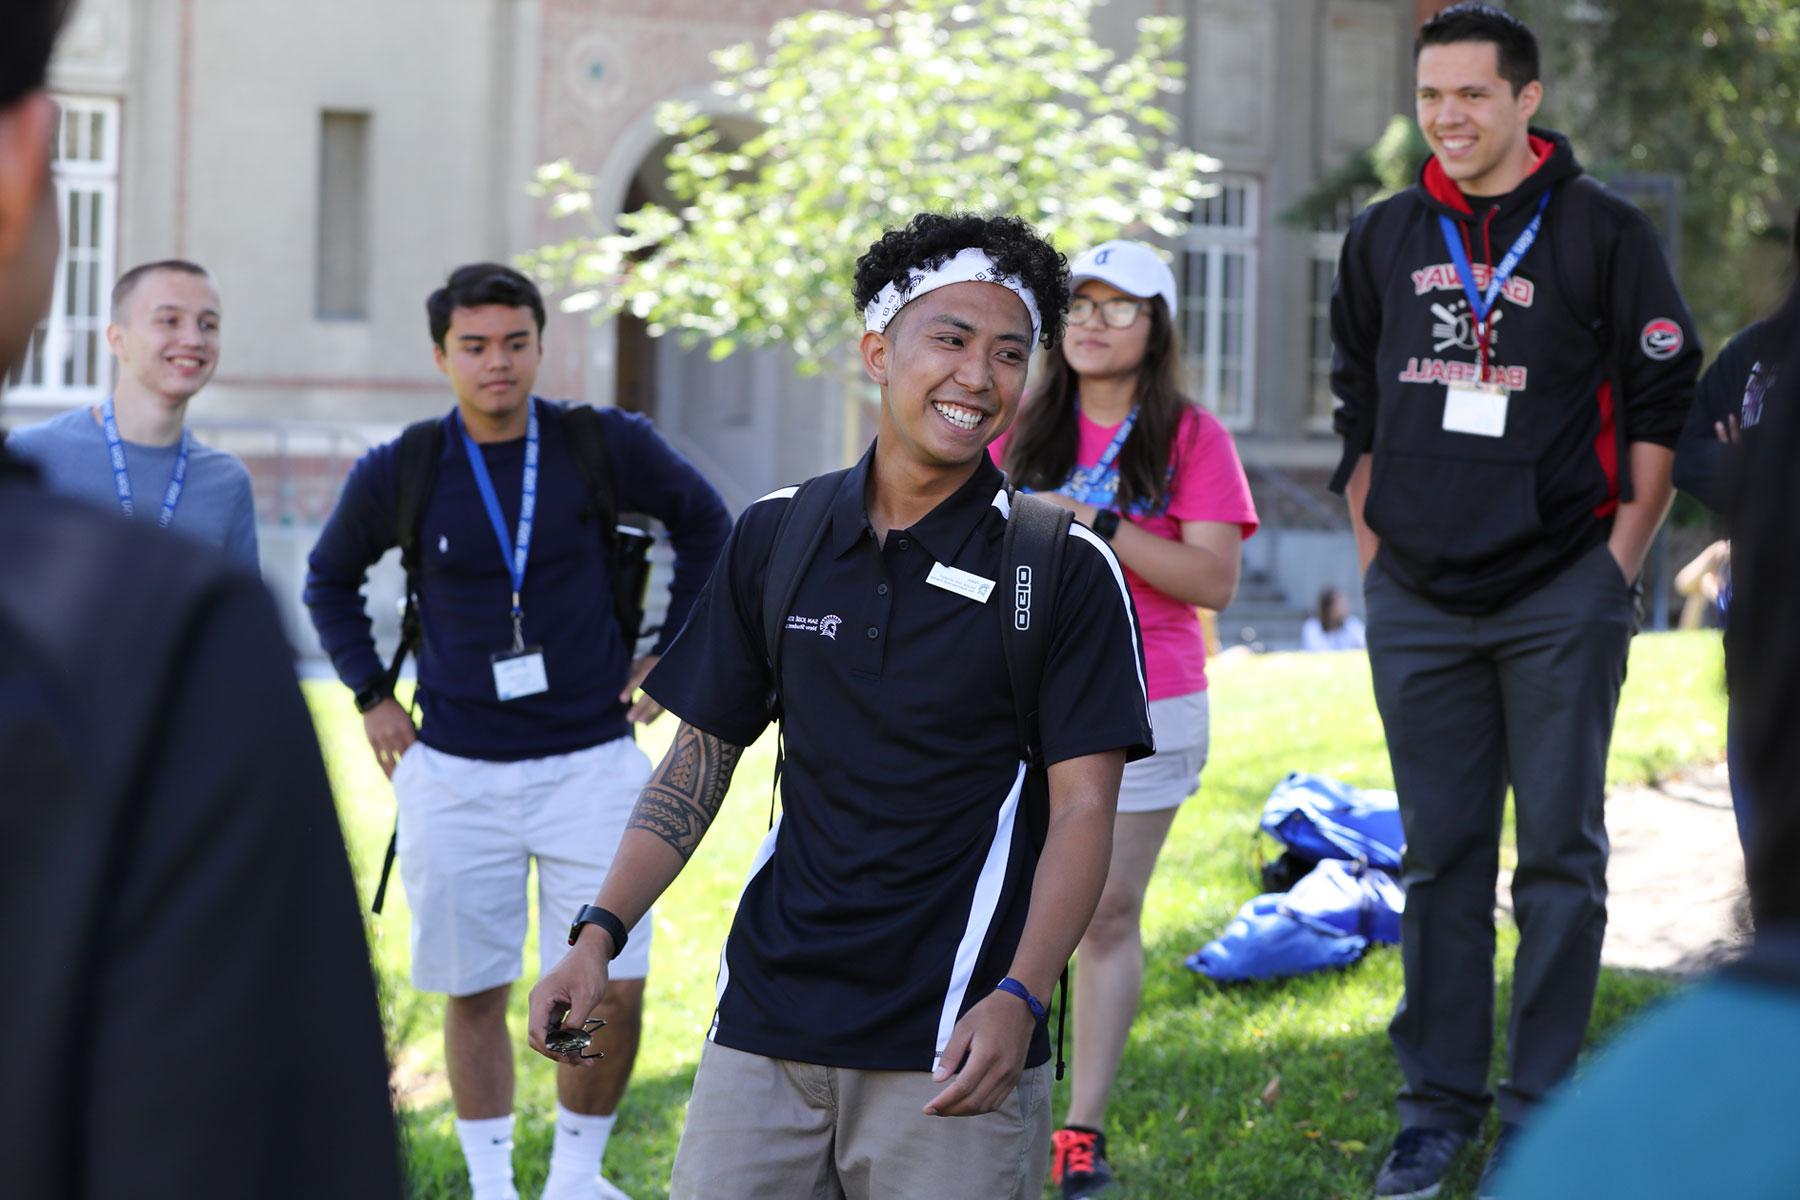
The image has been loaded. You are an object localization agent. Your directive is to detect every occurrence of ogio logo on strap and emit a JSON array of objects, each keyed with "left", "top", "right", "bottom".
[{"left": 1014, "top": 566, "right": 1033, "bottom": 630}]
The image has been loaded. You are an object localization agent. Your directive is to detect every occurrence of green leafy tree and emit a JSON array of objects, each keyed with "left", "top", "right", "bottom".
[
  {"left": 522, "top": 0, "right": 1212, "bottom": 376},
  {"left": 1295, "top": 1, "right": 1800, "bottom": 351},
  {"left": 1511, "top": 0, "right": 1800, "bottom": 350}
]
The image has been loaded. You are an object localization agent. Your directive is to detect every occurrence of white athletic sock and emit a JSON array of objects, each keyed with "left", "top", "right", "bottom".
[
  {"left": 454, "top": 1113, "right": 519, "bottom": 1200},
  {"left": 541, "top": 1104, "right": 619, "bottom": 1199}
]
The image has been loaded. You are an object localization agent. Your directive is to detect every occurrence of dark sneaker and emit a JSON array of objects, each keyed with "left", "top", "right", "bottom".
[
  {"left": 1373, "top": 1126, "right": 1469, "bottom": 1199},
  {"left": 1051, "top": 1125, "right": 1117, "bottom": 1199},
  {"left": 1476, "top": 1122, "right": 1522, "bottom": 1199}
]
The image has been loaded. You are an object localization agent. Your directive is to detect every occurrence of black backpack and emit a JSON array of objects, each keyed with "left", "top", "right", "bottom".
[
  {"left": 381, "top": 402, "right": 652, "bottom": 696},
  {"left": 369, "top": 402, "right": 653, "bottom": 914},
  {"left": 754, "top": 469, "right": 1077, "bottom": 1075},
  {"left": 757, "top": 468, "right": 1071, "bottom": 764}
]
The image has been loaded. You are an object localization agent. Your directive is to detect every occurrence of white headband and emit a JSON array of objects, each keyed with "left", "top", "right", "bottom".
[{"left": 862, "top": 247, "right": 1042, "bottom": 348}]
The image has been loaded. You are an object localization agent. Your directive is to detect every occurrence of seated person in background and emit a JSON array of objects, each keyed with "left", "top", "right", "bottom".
[
  {"left": 1301, "top": 586, "right": 1366, "bottom": 652},
  {"left": 1673, "top": 538, "right": 1729, "bottom": 630}
]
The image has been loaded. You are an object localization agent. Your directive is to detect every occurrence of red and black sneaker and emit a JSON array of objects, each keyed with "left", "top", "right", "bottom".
[{"left": 1051, "top": 1125, "right": 1117, "bottom": 1199}]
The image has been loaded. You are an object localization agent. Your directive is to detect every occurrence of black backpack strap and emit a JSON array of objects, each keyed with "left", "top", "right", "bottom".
[
  {"left": 754, "top": 471, "right": 848, "bottom": 829},
  {"left": 1001, "top": 488, "right": 1074, "bottom": 1082},
  {"left": 760, "top": 472, "right": 845, "bottom": 718},
  {"left": 1000, "top": 488, "right": 1071, "bottom": 766},
  {"left": 389, "top": 417, "right": 445, "bottom": 694},
  {"left": 549, "top": 403, "right": 660, "bottom": 648},
  {"left": 549, "top": 402, "right": 619, "bottom": 542},
  {"left": 374, "top": 416, "right": 444, "bottom": 915}
]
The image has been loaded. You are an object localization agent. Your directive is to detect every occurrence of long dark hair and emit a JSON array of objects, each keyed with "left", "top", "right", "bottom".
[
  {"left": 1317, "top": 587, "right": 1348, "bottom": 633},
  {"left": 1002, "top": 299, "right": 1191, "bottom": 515}
]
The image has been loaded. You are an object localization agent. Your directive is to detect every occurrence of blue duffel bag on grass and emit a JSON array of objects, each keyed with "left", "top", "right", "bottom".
[
  {"left": 1186, "top": 776, "right": 1406, "bottom": 983},
  {"left": 1259, "top": 772, "right": 1404, "bottom": 872}
]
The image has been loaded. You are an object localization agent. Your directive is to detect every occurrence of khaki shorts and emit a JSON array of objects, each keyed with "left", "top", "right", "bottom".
[
  {"left": 669, "top": 1040, "right": 1053, "bottom": 1199},
  {"left": 1116, "top": 689, "right": 1210, "bottom": 813},
  {"left": 392, "top": 736, "right": 654, "bottom": 996}
]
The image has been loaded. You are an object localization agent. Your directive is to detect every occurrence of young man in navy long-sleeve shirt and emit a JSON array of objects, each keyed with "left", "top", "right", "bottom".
[{"left": 305, "top": 263, "right": 729, "bottom": 1200}]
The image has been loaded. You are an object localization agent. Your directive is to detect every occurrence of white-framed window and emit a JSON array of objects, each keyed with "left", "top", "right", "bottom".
[
  {"left": 1180, "top": 176, "right": 1259, "bottom": 430},
  {"left": 1306, "top": 187, "right": 1376, "bottom": 432},
  {"left": 5, "top": 96, "right": 120, "bottom": 400},
  {"left": 1308, "top": 232, "right": 1343, "bottom": 431}
]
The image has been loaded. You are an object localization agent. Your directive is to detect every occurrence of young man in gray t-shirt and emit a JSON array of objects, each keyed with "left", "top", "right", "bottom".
[{"left": 7, "top": 260, "right": 258, "bottom": 570}]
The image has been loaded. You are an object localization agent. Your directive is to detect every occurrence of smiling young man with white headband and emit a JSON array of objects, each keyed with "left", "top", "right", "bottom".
[{"left": 527, "top": 211, "right": 1152, "bottom": 1198}]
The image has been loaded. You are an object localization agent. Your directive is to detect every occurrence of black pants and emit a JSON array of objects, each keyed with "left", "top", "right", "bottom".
[{"left": 1365, "top": 541, "right": 1634, "bottom": 1133}]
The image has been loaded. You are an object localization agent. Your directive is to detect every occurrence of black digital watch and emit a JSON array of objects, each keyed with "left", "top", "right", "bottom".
[
  {"left": 568, "top": 904, "right": 629, "bottom": 959},
  {"left": 353, "top": 684, "right": 391, "bottom": 713}
]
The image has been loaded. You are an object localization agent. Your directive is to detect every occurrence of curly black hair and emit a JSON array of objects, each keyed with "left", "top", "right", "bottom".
[{"left": 852, "top": 212, "right": 1070, "bottom": 349}]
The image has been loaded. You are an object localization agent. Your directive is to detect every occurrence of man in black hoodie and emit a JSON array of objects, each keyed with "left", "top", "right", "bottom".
[{"left": 1328, "top": 6, "right": 1699, "bottom": 1196}]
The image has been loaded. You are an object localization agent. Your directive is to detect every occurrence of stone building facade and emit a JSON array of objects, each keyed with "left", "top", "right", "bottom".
[{"left": 9, "top": 0, "right": 1425, "bottom": 646}]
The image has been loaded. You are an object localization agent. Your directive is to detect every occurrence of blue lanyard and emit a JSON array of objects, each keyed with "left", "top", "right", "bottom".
[
  {"left": 457, "top": 399, "right": 539, "bottom": 649},
  {"left": 1438, "top": 190, "right": 1551, "bottom": 325},
  {"left": 1057, "top": 406, "right": 1139, "bottom": 508},
  {"left": 100, "top": 396, "right": 190, "bottom": 527}
]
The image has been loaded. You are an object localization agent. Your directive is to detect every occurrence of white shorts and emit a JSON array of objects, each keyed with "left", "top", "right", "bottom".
[
  {"left": 1116, "top": 690, "right": 1210, "bottom": 814},
  {"left": 392, "top": 736, "right": 654, "bottom": 996}
]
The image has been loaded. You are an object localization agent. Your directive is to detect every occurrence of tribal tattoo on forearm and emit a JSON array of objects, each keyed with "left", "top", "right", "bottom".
[{"left": 628, "top": 722, "right": 745, "bottom": 860}]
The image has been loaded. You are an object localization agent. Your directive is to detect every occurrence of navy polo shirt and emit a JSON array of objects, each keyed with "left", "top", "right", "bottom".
[{"left": 644, "top": 444, "right": 1152, "bottom": 1072}]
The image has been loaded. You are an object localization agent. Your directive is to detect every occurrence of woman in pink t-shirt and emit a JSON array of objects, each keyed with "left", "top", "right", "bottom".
[{"left": 991, "top": 239, "right": 1257, "bottom": 1198}]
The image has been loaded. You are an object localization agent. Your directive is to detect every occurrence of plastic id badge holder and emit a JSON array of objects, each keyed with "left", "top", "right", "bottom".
[
  {"left": 1442, "top": 382, "right": 1509, "bottom": 438},
  {"left": 492, "top": 646, "right": 549, "bottom": 700}
]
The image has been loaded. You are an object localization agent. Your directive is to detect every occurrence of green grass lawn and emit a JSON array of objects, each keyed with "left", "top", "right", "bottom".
[{"left": 309, "top": 630, "right": 1727, "bottom": 1199}]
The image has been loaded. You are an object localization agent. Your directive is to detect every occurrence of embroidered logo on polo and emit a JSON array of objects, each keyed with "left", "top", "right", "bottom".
[
  {"left": 1639, "top": 318, "right": 1684, "bottom": 361},
  {"left": 785, "top": 613, "right": 842, "bottom": 639}
]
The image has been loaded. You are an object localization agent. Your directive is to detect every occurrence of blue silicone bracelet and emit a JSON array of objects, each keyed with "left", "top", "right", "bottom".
[{"left": 995, "top": 976, "right": 1048, "bottom": 1023}]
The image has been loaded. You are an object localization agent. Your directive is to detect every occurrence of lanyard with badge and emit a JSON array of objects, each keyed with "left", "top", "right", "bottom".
[
  {"left": 1057, "top": 405, "right": 1138, "bottom": 508},
  {"left": 458, "top": 399, "right": 550, "bottom": 701},
  {"left": 1436, "top": 189, "right": 1550, "bottom": 438},
  {"left": 100, "top": 396, "right": 191, "bottom": 526}
]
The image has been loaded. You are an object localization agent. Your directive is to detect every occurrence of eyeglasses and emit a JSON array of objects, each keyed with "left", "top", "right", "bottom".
[
  {"left": 1068, "top": 296, "right": 1148, "bottom": 329},
  {"left": 544, "top": 1017, "right": 606, "bottom": 1061}
]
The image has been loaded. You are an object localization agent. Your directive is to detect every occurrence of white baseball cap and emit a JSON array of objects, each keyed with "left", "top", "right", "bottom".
[{"left": 1068, "top": 240, "right": 1178, "bottom": 321}]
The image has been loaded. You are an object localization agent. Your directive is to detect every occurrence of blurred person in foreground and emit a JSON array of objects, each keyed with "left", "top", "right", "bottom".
[
  {"left": 992, "top": 238, "right": 1257, "bottom": 1198},
  {"left": 1672, "top": 203, "right": 1799, "bottom": 859},
  {"left": 0, "top": 2, "right": 400, "bottom": 1195},
  {"left": 528, "top": 211, "right": 1152, "bottom": 1199},
  {"left": 1328, "top": 5, "right": 1699, "bottom": 1194},
  {"left": 1495, "top": 310, "right": 1800, "bottom": 1200},
  {"left": 6, "top": 258, "right": 258, "bottom": 571}
]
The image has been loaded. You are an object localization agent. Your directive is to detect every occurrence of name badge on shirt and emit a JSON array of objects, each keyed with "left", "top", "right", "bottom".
[
  {"left": 1442, "top": 381, "right": 1510, "bottom": 438},
  {"left": 491, "top": 646, "right": 549, "bottom": 701},
  {"left": 925, "top": 562, "right": 996, "bottom": 604}
]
